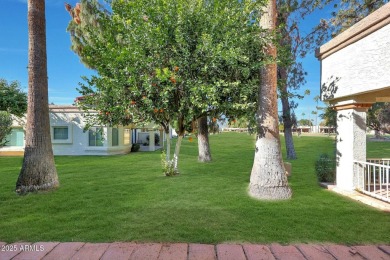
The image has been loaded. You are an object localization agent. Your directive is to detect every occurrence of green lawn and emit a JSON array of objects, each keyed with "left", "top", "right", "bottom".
[{"left": 0, "top": 133, "right": 389, "bottom": 244}]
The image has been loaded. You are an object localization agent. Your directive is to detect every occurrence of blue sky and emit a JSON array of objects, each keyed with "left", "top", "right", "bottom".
[{"left": 1, "top": 0, "right": 328, "bottom": 122}]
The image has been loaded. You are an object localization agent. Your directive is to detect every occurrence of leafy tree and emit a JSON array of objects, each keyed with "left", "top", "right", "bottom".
[
  {"left": 16, "top": 0, "right": 59, "bottom": 194},
  {"left": 0, "top": 79, "right": 27, "bottom": 117},
  {"left": 320, "top": 105, "right": 337, "bottom": 136},
  {"left": 326, "top": 0, "right": 389, "bottom": 38},
  {"left": 291, "top": 112, "right": 298, "bottom": 129},
  {"left": 0, "top": 111, "right": 12, "bottom": 147},
  {"left": 67, "top": 0, "right": 267, "bottom": 174},
  {"left": 367, "top": 103, "right": 382, "bottom": 138},
  {"left": 378, "top": 103, "right": 390, "bottom": 134},
  {"left": 367, "top": 102, "right": 390, "bottom": 138},
  {"left": 249, "top": 0, "right": 292, "bottom": 200},
  {"left": 275, "top": 0, "right": 331, "bottom": 160},
  {"left": 298, "top": 119, "right": 313, "bottom": 126},
  {"left": 228, "top": 117, "right": 249, "bottom": 128},
  {"left": 208, "top": 117, "right": 220, "bottom": 134},
  {"left": 311, "top": 1, "right": 389, "bottom": 54}
]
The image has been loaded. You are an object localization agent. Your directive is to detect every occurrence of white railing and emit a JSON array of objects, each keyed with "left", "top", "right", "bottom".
[
  {"left": 354, "top": 159, "right": 390, "bottom": 203},
  {"left": 367, "top": 158, "right": 390, "bottom": 167}
]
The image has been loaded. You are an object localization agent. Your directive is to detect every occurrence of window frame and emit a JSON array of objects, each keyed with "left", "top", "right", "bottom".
[
  {"left": 5, "top": 128, "right": 25, "bottom": 147},
  {"left": 88, "top": 127, "right": 104, "bottom": 147},
  {"left": 123, "top": 128, "right": 131, "bottom": 145},
  {"left": 51, "top": 124, "right": 73, "bottom": 144},
  {"left": 112, "top": 128, "right": 119, "bottom": 146}
]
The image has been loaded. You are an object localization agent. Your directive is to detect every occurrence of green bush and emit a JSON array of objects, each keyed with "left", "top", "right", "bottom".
[
  {"left": 0, "top": 111, "right": 12, "bottom": 147},
  {"left": 315, "top": 153, "right": 335, "bottom": 182},
  {"left": 131, "top": 143, "right": 140, "bottom": 152},
  {"left": 161, "top": 151, "right": 179, "bottom": 177}
]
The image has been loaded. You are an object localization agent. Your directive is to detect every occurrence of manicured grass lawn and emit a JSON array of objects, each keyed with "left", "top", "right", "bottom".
[
  {"left": 367, "top": 139, "right": 390, "bottom": 158},
  {"left": 0, "top": 133, "right": 389, "bottom": 244}
]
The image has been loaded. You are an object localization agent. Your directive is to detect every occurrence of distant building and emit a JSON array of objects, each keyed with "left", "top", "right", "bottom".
[{"left": 0, "top": 105, "right": 162, "bottom": 156}]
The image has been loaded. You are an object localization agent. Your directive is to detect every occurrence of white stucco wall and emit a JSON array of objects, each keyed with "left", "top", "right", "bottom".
[
  {"left": 335, "top": 109, "right": 367, "bottom": 191},
  {"left": 0, "top": 107, "right": 132, "bottom": 156},
  {"left": 49, "top": 111, "right": 131, "bottom": 156},
  {"left": 320, "top": 23, "right": 390, "bottom": 101}
]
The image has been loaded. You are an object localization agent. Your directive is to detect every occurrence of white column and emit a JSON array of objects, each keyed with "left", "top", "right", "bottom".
[
  {"left": 336, "top": 107, "right": 367, "bottom": 191},
  {"left": 148, "top": 130, "right": 155, "bottom": 151}
]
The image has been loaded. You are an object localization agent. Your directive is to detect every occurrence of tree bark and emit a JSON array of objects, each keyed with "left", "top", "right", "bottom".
[
  {"left": 249, "top": 0, "right": 292, "bottom": 200},
  {"left": 279, "top": 68, "right": 297, "bottom": 160},
  {"left": 374, "top": 129, "right": 381, "bottom": 139},
  {"left": 172, "top": 116, "right": 185, "bottom": 171},
  {"left": 173, "top": 135, "right": 183, "bottom": 170},
  {"left": 197, "top": 116, "right": 212, "bottom": 162},
  {"left": 16, "top": 0, "right": 59, "bottom": 194}
]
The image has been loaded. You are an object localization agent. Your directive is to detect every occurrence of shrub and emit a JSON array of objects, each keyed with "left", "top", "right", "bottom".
[
  {"left": 131, "top": 143, "right": 140, "bottom": 152},
  {"left": 315, "top": 153, "right": 335, "bottom": 182},
  {"left": 0, "top": 111, "right": 12, "bottom": 147},
  {"left": 161, "top": 151, "right": 179, "bottom": 176}
]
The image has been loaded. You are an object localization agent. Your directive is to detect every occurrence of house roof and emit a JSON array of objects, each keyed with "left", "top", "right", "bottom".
[
  {"left": 316, "top": 2, "right": 390, "bottom": 60},
  {"left": 49, "top": 105, "right": 86, "bottom": 113}
]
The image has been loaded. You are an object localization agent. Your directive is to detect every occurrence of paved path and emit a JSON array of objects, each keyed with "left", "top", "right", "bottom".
[{"left": 0, "top": 242, "right": 389, "bottom": 260}]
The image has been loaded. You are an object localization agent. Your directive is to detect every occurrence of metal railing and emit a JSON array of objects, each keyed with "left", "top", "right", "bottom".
[
  {"left": 366, "top": 158, "right": 390, "bottom": 166},
  {"left": 354, "top": 158, "right": 390, "bottom": 203}
]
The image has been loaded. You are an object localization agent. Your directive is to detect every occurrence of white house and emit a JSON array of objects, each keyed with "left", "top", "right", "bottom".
[
  {"left": 316, "top": 3, "right": 390, "bottom": 202},
  {"left": 0, "top": 105, "right": 162, "bottom": 156}
]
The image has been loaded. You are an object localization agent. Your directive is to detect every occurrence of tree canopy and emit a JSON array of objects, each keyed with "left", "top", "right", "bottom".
[
  {"left": 67, "top": 0, "right": 270, "bottom": 172},
  {"left": 367, "top": 102, "right": 390, "bottom": 137},
  {"left": 0, "top": 111, "right": 12, "bottom": 147},
  {"left": 327, "top": 0, "right": 390, "bottom": 37},
  {"left": 0, "top": 79, "right": 27, "bottom": 117}
]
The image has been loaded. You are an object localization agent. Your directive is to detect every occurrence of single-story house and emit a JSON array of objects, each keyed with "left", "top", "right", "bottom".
[{"left": 0, "top": 105, "right": 163, "bottom": 156}]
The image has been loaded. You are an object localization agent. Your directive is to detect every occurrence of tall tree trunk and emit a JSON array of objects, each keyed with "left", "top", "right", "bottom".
[
  {"left": 249, "top": 0, "right": 292, "bottom": 200},
  {"left": 279, "top": 68, "right": 297, "bottom": 160},
  {"left": 197, "top": 116, "right": 212, "bottom": 162},
  {"left": 16, "top": 0, "right": 59, "bottom": 194}
]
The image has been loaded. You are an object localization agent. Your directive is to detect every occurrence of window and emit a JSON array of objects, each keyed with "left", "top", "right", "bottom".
[
  {"left": 51, "top": 125, "right": 72, "bottom": 144},
  {"left": 89, "top": 127, "right": 104, "bottom": 146},
  {"left": 5, "top": 128, "right": 24, "bottom": 147},
  {"left": 112, "top": 128, "right": 119, "bottom": 146},
  {"left": 53, "top": 127, "right": 68, "bottom": 140},
  {"left": 124, "top": 129, "right": 131, "bottom": 145}
]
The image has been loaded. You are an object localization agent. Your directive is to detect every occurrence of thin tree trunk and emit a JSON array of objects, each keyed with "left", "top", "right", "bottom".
[
  {"left": 279, "top": 68, "right": 297, "bottom": 160},
  {"left": 197, "top": 116, "right": 212, "bottom": 162},
  {"left": 173, "top": 135, "right": 183, "bottom": 170},
  {"left": 172, "top": 117, "right": 185, "bottom": 171},
  {"left": 374, "top": 129, "right": 381, "bottom": 139},
  {"left": 16, "top": 0, "right": 59, "bottom": 194},
  {"left": 165, "top": 127, "right": 171, "bottom": 161},
  {"left": 249, "top": 0, "right": 292, "bottom": 200}
]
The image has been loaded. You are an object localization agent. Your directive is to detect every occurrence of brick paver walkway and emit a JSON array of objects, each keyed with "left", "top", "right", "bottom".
[{"left": 1, "top": 242, "right": 389, "bottom": 260}]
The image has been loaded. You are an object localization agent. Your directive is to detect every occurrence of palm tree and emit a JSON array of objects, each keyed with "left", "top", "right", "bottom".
[
  {"left": 16, "top": 0, "right": 59, "bottom": 194},
  {"left": 249, "top": 0, "right": 292, "bottom": 200}
]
